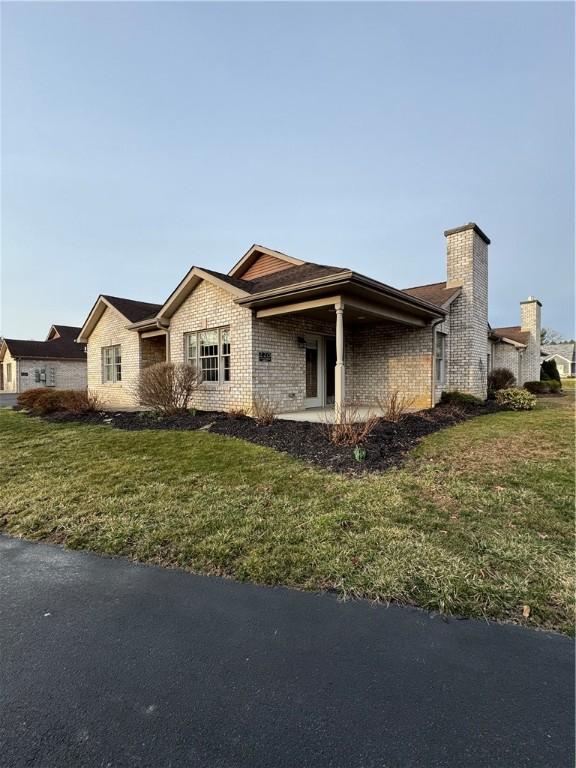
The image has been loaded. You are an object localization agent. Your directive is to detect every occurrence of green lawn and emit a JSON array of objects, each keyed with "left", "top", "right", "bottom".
[{"left": 1, "top": 395, "right": 574, "bottom": 634}]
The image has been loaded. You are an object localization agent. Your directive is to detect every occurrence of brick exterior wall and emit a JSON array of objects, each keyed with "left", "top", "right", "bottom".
[
  {"left": 169, "top": 281, "right": 254, "bottom": 411},
  {"left": 520, "top": 298, "right": 542, "bottom": 384},
  {"left": 1, "top": 349, "right": 86, "bottom": 394},
  {"left": 349, "top": 322, "right": 434, "bottom": 410},
  {"left": 490, "top": 341, "right": 522, "bottom": 385},
  {"left": 86, "top": 304, "right": 141, "bottom": 407},
  {"left": 445, "top": 226, "right": 489, "bottom": 399}
]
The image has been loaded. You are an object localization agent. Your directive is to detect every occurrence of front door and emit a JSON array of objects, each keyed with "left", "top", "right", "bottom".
[{"left": 304, "top": 337, "right": 323, "bottom": 408}]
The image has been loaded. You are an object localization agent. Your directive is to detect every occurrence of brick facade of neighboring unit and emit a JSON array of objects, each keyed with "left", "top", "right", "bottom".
[{"left": 1, "top": 348, "right": 87, "bottom": 394}]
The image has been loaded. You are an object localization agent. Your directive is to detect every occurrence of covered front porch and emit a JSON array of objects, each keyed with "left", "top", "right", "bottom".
[{"left": 239, "top": 281, "right": 445, "bottom": 422}]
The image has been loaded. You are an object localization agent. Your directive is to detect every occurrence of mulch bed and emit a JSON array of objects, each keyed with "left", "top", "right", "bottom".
[{"left": 36, "top": 400, "right": 502, "bottom": 474}]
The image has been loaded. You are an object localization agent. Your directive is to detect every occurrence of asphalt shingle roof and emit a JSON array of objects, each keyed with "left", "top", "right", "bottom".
[
  {"left": 402, "top": 281, "right": 462, "bottom": 308},
  {"left": 103, "top": 296, "right": 163, "bottom": 324},
  {"left": 3, "top": 334, "right": 86, "bottom": 360},
  {"left": 491, "top": 326, "right": 530, "bottom": 345}
]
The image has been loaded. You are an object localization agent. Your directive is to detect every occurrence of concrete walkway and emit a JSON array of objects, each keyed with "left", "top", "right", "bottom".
[{"left": 0, "top": 535, "right": 573, "bottom": 768}]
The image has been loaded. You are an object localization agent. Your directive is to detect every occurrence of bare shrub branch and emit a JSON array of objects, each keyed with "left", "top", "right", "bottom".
[
  {"left": 136, "top": 362, "right": 200, "bottom": 414},
  {"left": 324, "top": 401, "right": 380, "bottom": 446},
  {"left": 251, "top": 396, "right": 277, "bottom": 425},
  {"left": 376, "top": 390, "right": 416, "bottom": 422}
]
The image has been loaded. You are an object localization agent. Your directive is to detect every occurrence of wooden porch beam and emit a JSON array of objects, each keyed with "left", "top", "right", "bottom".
[{"left": 255, "top": 295, "right": 343, "bottom": 318}]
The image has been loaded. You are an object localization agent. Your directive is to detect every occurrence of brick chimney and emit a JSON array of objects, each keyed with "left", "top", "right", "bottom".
[
  {"left": 444, "top": 222, "right": 490, "bottom": 398},
  {"left": 520, "top": 296, "right": 542, "bottom": 383}
]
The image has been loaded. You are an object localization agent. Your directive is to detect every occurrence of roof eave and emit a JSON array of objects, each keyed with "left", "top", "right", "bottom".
[
  {"left": 158, "top": 266, "right": 251, "bottom": 320},
  {"left": 236, "top": 272, "right": 446, "bottom": 320}
]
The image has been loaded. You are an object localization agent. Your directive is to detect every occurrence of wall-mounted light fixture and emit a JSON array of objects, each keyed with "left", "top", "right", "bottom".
[{"left": 297, "top": 336, "right": 306, "bottom": 348}]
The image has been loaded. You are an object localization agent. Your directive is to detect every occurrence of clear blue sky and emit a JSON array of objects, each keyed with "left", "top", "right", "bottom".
[{"left": 1, "top": 1, "right": 574, "bottom": 339}]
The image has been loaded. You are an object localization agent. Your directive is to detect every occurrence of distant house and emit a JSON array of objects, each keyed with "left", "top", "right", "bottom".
[
  {"left": 77, "top": 222, "right": 543, "bottom": 419},
  {"left": 0, "top": 325, "right": 87, "bottom": 394},
  {"left": 488, "top": 296, "right": 542, "bottom": 385},
  {"left": 541, "top": 343, "right": 576, "bottom": 378}
]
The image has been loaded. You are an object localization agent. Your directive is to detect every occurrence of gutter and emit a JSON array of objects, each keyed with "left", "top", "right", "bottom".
[
  {"left": 235, "top": 271, "right": 446, "bottom": 319},
  {"left": 125, "top": 317, "right": 170, "bottom": 332}
]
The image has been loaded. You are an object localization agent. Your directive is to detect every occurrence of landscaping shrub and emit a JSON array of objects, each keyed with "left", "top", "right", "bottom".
[
  {"left": 523, "top": 380, "right": 549, "bottom": 394},
  {"left": 251, "top": 396, "right": 277, "bottom": 425},
  {"left": 325, "top": 402, "right": 380, "bottom": 447},
  {"left": 488, "top": 367, "right": 516, "bottom": 392},
  {"left": 376, "top": 390, "right": 415, "bottom": 422},
  {"left": 541, "top": 359, "right": 561, "bottom": 382},
  {"left": 136, "top": 362, "right": 199, "bottom": 414},
  {"left": 440, "top": 390, "right": 484, "bottom": 408},
  {"left": 20, "top": 389, "right": 101, "bottom": 415},
  {"left": 548, "top": 379, "right": 562, "bottom": 393},
  {"left": 495, "top": 387, "right": 537, "bottom": 411},
  {"left": 16, "top": 388, "right": 50, "bottom": 411}
]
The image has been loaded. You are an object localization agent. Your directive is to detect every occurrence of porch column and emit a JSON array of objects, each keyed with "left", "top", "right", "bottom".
[{"left": 335, "top": 302, "right": 345, "bottom": 422}]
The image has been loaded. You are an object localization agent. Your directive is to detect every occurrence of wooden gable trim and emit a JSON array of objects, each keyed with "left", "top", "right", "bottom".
[
  {"left": 241, "top": 253, "right": 295, "bottom": 280},
  {"left": 228, "top": 244, "right": 304, "bottom": 279}
]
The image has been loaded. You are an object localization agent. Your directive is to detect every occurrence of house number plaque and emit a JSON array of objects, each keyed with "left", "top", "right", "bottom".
[{"left": 258, "top": 351, "right": 272, "bottom": 362}]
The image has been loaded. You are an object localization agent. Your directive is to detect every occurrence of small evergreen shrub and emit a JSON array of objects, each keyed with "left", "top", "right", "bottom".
[
  {"left": 548, "top": 379, "right": 562, "bottom": 392},
  {"left": 440, "top": 390, "right": 483, "bottom": 408},
  {"left": 488, "top": 367, "right": 516, "bottom": 392},
  {"left": 523, "top": 380, "right": 549, "bottom": 394},
  {"left": 495, "top": 388, "right": 537, "bottom": 411},
  {"left": 541, "top": 359, "right": 561, "bottom": 382}
]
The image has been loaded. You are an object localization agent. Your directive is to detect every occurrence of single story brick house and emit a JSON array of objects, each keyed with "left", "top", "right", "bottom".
[
  {"left": 77, "top": 222, "right": 542, "bottom": 418},
  {"left": 0, "top": 325, "right": 87, "bottom": 394},
  {"left": 488, "top": 296, "right": 543, "bottom": 386},
  {"left": 541, "top": 343, "right": 576, "bottom": 378}
]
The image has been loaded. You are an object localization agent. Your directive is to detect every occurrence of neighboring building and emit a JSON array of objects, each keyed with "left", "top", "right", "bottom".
[
  {"left": 77, "top": 222, "right": 543, "bottom": 418},
  {"left": 0, "top": 325, "right": 87, "bottom": 394},
  {"left": 541, "top": 343, "right": 576, "bottom": 378},
  {"left": 489, "top": 296, "right": 542, "bottom": 386}
]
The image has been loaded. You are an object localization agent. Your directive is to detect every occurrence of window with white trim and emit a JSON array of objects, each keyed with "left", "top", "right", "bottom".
[
  {"left": 6, "top": 363, "right": 12, "bottom": 383},
  {"left": 435, "top": 332, "right": 446, "bottom": 384},
  {"left": 102, "top": 345, "right": 122, "bottom": 383},
  {"left": 185, "top": 327, "right": 230, "bottom": 383}
]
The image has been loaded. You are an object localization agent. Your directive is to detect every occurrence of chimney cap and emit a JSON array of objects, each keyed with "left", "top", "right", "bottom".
[
  {"left": 444, "top": 222, "right": 491, "bottom": 245},
  {"left": 520, "top": 296, "right": 542, "bottom": 307}
]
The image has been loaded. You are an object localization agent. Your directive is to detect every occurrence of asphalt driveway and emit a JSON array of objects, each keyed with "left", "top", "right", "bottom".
[{"left": 0, "top": 535, "right": 573, "bottom": 768}]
